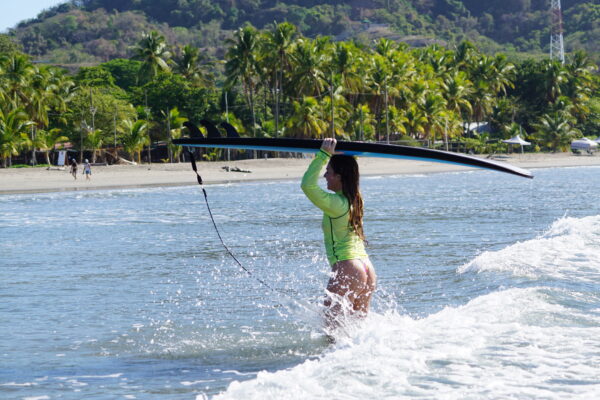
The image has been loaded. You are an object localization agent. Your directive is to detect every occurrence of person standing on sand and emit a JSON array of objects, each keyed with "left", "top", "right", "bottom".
[
  {"left": 301, "top": 138, "right": 377, "bottom": 330},
  {"left": 83, "top": 159, "right": 92, "bottom": 181},
  {"left": 70, "top": 159, "right": 78, "bottom": 180}
]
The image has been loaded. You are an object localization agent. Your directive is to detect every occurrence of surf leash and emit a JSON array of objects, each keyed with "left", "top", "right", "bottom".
[{"left": 185, "top": 148, "right": 288, "bottom": 296}]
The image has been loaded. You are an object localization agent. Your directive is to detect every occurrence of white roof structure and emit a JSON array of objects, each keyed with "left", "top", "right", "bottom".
[{"left": 502, "top": 135, "right": 531, "bottom": 146}]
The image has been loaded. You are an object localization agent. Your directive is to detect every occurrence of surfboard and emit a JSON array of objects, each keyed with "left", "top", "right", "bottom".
[{"left": 174, "top": 121, "right": 533, "bottom": 179}]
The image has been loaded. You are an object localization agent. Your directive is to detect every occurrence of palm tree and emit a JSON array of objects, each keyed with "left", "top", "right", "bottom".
[
  {"left": 402, "top": 103, "right": 427, "bottom": 141},
  {"left": 564, "top": 51, "right": 597, "bottom": 121},
  {"left": 263, "top": 22, "right": 298, "bottom": 135},
  {"left": 0, "top": 107, "right": 32, "bottom": 167},
  {"left": 33, "top": 128, "right": 69, "bottom": 165},
  {"left": 533, "top": 110, "right": 579, "bottom": 152},
  {"left": 121, "top": 119, "right": 149, "bottom": 163},
  {"left": 419, "top": 92, "right": 448, "bottom": 147},
  {"left": 443, "top": 71, "right": 473, "bottom": 120},
  {"left": 321, "top": 86, "right": 352, "bottom": 139},
  {"left": 490, "top": 54, "right": 515, "bottom": 96},
  {"left": 225, "top": 26, "right": 260, "bottom": 137},
  {"left": 453, "top": 41, "right": 478, "bottom": 71},
  {"left": 0, "top": 53, "right": 34, "bottom": 105},
  {"left": 173, "top": 45, "right": 208, "bottom": 87},
  {"left": 134, "top": 31, "right": 171, "bottom": 83},
  {"left": 469, "top": 79, "right": 494, "bottom": 124},
  {"left": 162, "top": 107, "right": 187, "bottom": 163},
  {"left": 286, "top": 96, "right": 328, "bottom": 138},
  {"left": 288, "top": 38, "right": 327, "bottom": 97},
  {"left": 84, "top": 127, "right": 103, "bottom": 163},
  {"left": 542, "top": 60, "right": 567, "bottom": 104},
  {"left": 349, "top": 104, "right": 376, "bottom": 141},
  {"left": 329, "top": 41, "right": 364, "bottom": 95},
  {"left": 367, "top": 54, "right": 390, "bottom": 141}
]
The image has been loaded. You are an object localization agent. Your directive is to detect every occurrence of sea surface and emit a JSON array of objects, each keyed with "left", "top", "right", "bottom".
[{"left": 1, "top": 164, "right": 599, "bottom": 399}]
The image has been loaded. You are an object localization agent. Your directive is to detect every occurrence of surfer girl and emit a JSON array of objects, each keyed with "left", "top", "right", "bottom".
[{"left": 301, "top": 138, "right": 376, "bottom": 327}]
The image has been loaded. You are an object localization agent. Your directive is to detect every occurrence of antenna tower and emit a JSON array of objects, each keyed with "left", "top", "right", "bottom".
[{"left": 550, "top": 0, "right": 565, "bottom": 63}]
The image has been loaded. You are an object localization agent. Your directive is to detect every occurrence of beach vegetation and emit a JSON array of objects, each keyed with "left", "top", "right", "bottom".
[
  {"left": 0, "top": 18, "right": 598, "bottom": 166},
  {"left": 121, "top": 119, "right": 149, "bottom": 163}
]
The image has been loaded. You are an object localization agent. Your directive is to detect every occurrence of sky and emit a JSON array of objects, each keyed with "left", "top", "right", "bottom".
[{"left": 1, "top": 0, "right": 67, "bottom": 33}]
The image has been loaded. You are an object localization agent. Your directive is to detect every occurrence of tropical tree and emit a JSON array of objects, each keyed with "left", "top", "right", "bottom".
[
  {"left": 0, "top": 53, "right": 35, "bottom": 105},
  {"left": 286, "top": 96, "right": 328, "bottom": 138},
  {"left": 563, "top": 51, "right": 598, "bottom": 122},
  {"left": 133, "top": 31, "right": 172, "bottom": 83},
  {"left": 173, "top": 44, "right": 209, "bottom": 87},
  {"left": 443, "top": 70, "right": 473, "bottom": 120},
  {"left": 32, "top": 128, "right": 69, "bottom": 165},
  {"left": 162, "top": 107, "right": 187, "bottom": 162},
  {"left": 367, "top": 54, "right": 391, "bottom": 141},
  {"left": 402, "top": 103, "right": 427, "bottom": 140},
  {"left": 121, "top": 119, "right": 149, "bottom": 163},
  {"left": 225, "top": 26, "right": 260, "bottom": 136},
  {"left": 262, "top": 21, "right": 298, "bottom": 135},
  {"left": 348, "top": 103, "right": 376, "bottom": 141},
  {"left": 84, "top": 127, "right": 103, "bottom": 163},
  {"left": 469, "top": 79, "right": 494, "bottom": 124},
  {"left": 0, "top": 107, "right": 33, "bottom": 167},
  {"left": 419, "top": 92, "right": 448, "bottom": 147},
  {"left": 288, "top": 38, "right": 327, "bottom": 97},
  {"left": 542, "top": 60, "right": 568, "bottom": 104},
  {"left": 533, "top": 110, "right": 579, "bottom": 152}
]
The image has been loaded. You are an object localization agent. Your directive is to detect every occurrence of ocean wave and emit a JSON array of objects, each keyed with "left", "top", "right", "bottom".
[
  {"left": 457, "top": 215, "right": 600, "bottom": 283},
  {"left": 213, "top": 287, "right": 600, "bottom": 400}
]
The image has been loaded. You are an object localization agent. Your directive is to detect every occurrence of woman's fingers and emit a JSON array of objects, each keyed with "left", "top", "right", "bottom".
[{"left": 321, "top": 138, "right": 337, "bottom": 154}]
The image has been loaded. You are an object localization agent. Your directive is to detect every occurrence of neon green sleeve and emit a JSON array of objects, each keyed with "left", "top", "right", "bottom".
[{"left": 301, "top": 150, "right": 348, "bottom": 217}]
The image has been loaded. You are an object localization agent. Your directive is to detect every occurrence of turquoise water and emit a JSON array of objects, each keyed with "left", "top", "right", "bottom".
[{"left": 2, "top": 165, "right": 600, "bottom": 399}]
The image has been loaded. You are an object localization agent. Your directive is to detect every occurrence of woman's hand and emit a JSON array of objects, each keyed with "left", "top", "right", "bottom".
[{"left": 321, "top": 138, "right": 337, "bottom": 155}]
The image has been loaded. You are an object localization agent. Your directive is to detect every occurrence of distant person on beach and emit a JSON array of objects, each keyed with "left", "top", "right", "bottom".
[
  {"left": 70, "top": 159, "right": 78, "bottom": 180},
  {"left": 83, "top": 159, "right": 92, "bottom": 180},
  {"left": 301, "top": 138, "right": 376, "bottom": 331}
]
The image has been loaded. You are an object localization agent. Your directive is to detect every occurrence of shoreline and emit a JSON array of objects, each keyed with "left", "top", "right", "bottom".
[{"left": 1, "top": 152, "right": 600, "bottom": 195}]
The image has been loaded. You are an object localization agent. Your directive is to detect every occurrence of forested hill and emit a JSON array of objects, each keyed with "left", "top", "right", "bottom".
[{"left": 6, "top": 0, "right": 600, "bottom": 64}]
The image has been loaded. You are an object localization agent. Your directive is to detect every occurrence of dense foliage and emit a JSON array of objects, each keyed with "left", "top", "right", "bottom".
[
  {"left": 0, "top": 23, "right": 598, "bottom": 167},
  {"left": 5, "top": 0, "right": 600, "bottom": 64}
]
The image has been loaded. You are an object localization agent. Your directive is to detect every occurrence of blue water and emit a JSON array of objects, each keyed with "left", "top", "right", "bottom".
[{"left": 2, "top": 165, "right": 600, "bottom": 399}]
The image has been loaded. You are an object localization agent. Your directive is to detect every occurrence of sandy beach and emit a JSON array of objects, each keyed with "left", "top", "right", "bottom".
[{"left": 1, "top": 152, "right": 599, "bottom": 195}]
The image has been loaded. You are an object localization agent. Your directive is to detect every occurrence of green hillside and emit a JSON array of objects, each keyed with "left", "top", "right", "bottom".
[{"left": 5, "top": 0, "right": 600, "bottom": 64}]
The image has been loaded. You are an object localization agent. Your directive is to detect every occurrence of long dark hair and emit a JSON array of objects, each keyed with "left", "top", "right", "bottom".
[{"left": 329, "top": 155, "right": 365, "bottom": 241}]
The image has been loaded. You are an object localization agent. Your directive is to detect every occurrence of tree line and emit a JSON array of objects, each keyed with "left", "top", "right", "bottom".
[{"left": 1, "top": 22, "right": 599, "bottom": 167}]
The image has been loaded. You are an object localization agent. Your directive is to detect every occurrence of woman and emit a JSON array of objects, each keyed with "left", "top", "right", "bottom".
[
  {"left": 301, "top": 138, "right": 376, "bottom": 328},
  {"left": 70, "top": 158, "right": 78, "bottom": 180},
  {"left": 83, "top": 159, "right": 92, "bottom": 180}
]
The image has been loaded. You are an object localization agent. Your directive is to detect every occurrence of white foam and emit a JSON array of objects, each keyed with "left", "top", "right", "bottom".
[
  {"left": 458, "top": 215, "right": 600, "bottom": 282},
  {"left": 213, "top": 288, "right": 600, "bottom": 399}
]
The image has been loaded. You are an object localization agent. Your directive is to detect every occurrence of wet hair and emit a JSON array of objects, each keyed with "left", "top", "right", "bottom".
[{"left": 329, "top": 155, "right": 365, "bottom": 241}]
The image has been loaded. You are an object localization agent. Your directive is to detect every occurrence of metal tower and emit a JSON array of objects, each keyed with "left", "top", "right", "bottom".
[{"left": 550, "top": 0, "right": 565, "bottom": 63}]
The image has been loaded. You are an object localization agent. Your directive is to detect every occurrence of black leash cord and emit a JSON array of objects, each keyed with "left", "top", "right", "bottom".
[{"left": 186, "top": 149, "right": 282, "bottom": 294}]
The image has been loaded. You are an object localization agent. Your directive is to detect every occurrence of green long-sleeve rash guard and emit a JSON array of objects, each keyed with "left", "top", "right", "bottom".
[{"left": 301, "top": 150, "right": 367, "bottom": 266}]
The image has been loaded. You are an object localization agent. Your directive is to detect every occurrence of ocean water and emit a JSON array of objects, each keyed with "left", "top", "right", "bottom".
[{"left": 1, "top": 165, "right": 599, "bottom": 399}]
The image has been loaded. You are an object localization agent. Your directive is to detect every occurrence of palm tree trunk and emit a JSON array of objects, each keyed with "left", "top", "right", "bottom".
[{"left": 167, "top": 116, "right": 173, "bottom": 163}]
